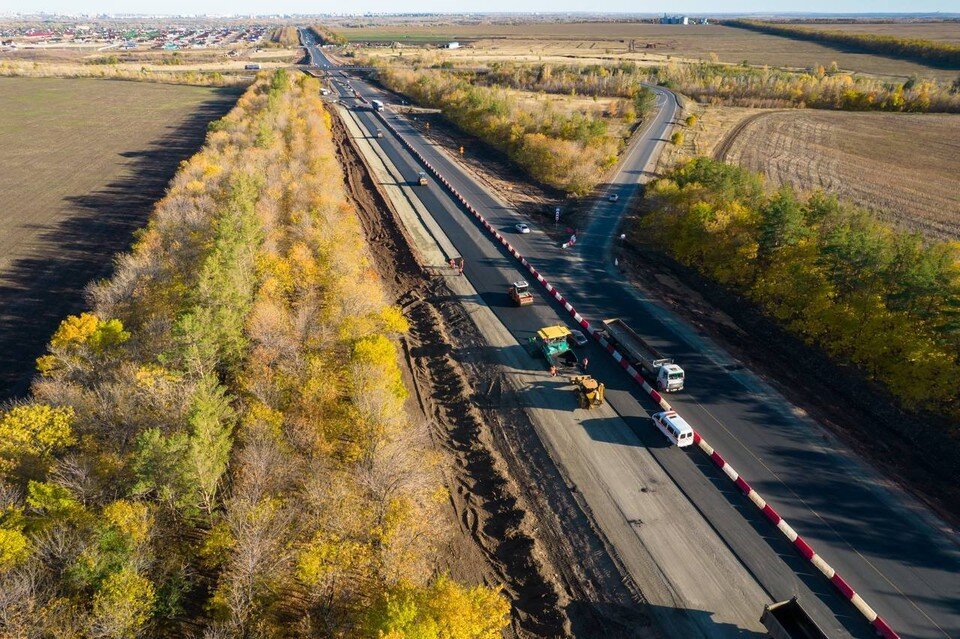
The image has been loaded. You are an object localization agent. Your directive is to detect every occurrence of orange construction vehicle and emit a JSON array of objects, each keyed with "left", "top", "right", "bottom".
[{"left": 508, "top": 280, "right": 533, "bottom": 306}]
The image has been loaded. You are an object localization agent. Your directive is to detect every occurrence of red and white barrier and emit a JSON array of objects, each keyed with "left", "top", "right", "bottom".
[{"left": 371, "top": 108, "right": 899, "bottom": 639}]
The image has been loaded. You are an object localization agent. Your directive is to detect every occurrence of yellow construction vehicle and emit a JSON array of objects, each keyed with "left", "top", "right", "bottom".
[
  {"left": 570, "top": 375, "right": 605, "bottom": 409},
  {"left": 508, "top": 279, "right": 533, "bottom": 306}
]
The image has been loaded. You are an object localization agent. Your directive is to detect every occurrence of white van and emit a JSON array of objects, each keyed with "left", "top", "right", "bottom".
[{"left": 652, "top": 411, "right": 694, "bottom": 448}]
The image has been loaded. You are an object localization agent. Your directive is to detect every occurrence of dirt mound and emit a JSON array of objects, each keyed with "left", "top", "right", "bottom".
[
  {"left": 332, "top": 112, "right": 568, "bottom": 637},
  {"left": 332, "top": 105, "right": 656, "bottom": 638}
]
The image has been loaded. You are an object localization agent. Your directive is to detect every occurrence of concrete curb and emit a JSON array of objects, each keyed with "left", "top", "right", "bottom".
[{"left": 373, "top": 108, "right": 899, "bottom": 639}]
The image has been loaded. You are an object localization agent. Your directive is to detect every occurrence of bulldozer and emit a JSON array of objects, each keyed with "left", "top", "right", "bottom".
[{"left": 570, "top": 375, "right": 605, "bottom": 409}]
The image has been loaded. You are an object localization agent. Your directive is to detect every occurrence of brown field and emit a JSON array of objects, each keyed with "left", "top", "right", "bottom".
[
  {"left": 342, "top": 22, "right": 958, "bottom": 79},
  {"left": 719, "top": 110, "right": 960, "bottom": 239},
  {"left": 0, "top": 44, "right": 301, "bottom": 77},
  {"left": 789, "top": 21, "right": 960, "bottom": 44},
  {"left": 0, "top": 77, "right": 239, "bottom": 398}
]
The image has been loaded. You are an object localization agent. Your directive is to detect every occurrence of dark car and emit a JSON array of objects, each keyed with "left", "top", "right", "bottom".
[{"left": 567, "top": 329, "right": 589, "bottom": 347}]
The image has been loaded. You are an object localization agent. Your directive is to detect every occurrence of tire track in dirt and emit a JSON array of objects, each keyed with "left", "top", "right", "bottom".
[
  {"left": 712, "top": 110, "right": 786, "bottom": 162},
  {"left": 331, "top": 104, "right": 657, "bottom": 639}
]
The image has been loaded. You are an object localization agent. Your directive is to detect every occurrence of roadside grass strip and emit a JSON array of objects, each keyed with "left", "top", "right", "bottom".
[{"left": 369, "top": 104, "right": 901, "bottom": 639}]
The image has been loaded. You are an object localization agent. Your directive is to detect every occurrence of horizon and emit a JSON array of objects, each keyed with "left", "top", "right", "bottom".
[{"left": 4, "top": 5, "right": 960, "bottom": 18}]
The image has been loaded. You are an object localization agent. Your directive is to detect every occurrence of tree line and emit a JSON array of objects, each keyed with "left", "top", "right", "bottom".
[
  {"left": 309, "top": 25, "right": 348, "bottom": 46},
  {"left": 384, "top": 55, "right": 960, "bottom": 116},
  {"left": 0, "top": 60, "right": 244, "bottom": 87},
  {"left": 0, "top": 70, "right": 508, "bottom": 638},
  {"left": 267, "top": 26, "right": 300, "bottom": 48},
  {"left": 376, "top": 65, "right": 642, "bottom": 195},
  {"left": 482, "top": 61, "right": 657, "bottom": 106},
  {"left": 728, "top": 20, "right": 960, "bottom": 69},
  {"left": 651, "top": 61, "right": 960, "bottom": 112},
  {"left": 642, "top": 158, "right": 960, "bottom": 426}
]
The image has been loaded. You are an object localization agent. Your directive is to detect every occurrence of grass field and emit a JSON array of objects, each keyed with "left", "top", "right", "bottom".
[
  {"left": 341, "top": 21, "right": 958, "bottom": 79},
  {"left": 718, "top": 110, "right": 960, "bottom": 240},
  {"left": 0, "top": 77, "right": 239, "bottom": 397}
]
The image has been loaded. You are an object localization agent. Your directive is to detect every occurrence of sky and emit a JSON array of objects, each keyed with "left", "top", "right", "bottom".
[{"left": 2, "top": 0, "right": 958, "bottom": 16}]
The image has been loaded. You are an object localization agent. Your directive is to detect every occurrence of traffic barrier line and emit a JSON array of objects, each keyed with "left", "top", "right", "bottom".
[{"left": 372, "top": 108, "right": 899, "bottom": 639}]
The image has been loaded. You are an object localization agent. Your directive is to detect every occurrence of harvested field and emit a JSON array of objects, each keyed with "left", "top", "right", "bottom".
[
  {"left": 345, "top": 22, "right": 958, "bottom": 79},
  {"left": 0, "top": 77, "right": 239, "bottom": 398},
  {"left": 719, "top": 110, "right": 960, "bottom": 240},
  {"left": 789, "top": 20, "right": 960, "bottom": 44}
]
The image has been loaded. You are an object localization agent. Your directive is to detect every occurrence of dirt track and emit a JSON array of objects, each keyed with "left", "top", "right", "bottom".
[
  {"left": 711, "top": 110, "right": 781, "bottom": 162},
  {"left": 332, "top": 110, "right": 658, "bottom": 638}
]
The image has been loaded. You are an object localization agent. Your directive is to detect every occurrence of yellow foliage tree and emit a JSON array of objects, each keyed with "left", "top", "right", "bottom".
[
  {"left": 37, "top": 313, "right": 129, "bottom": 376},
  {"left": 0, "top": 404, "right": 75, "bottom": 475},
  {"left": 0, "top": 527, "right": 30, "bottom": 571},
  {"left": 91, "top": 567, "right": 156, "bottom": 639},
  {"left": 365, "top": 575, "right": 510, "bottom": 639},
  {"left": 102, "top": 500, "right": 153, "bottom": 546}
]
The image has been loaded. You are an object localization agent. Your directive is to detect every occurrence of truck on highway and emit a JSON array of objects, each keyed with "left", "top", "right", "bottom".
[
  {"left": 531, "top": 326, "right": 579, "bottom": 370},
  {"left": 508, "top": 280, "right": 533, "bottom": 306},
  {"left": 600, "top": 318, "right": 684, "bottom": 392},
  {"left": 371, "top": 99, "right": 385, "bottom": 112},
  {"left": 760, "top": 598, "right": 829, "bottom": 639}
]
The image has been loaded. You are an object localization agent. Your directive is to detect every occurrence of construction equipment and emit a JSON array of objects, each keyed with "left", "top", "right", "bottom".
[
  {"left": 570, "top": 375, "right": 605, "bottom": 408},
  {"left": 530, "top": 325, "right": 579, "bottom": 370},
  {"left": 508, "top": 280, "right": 533, "bottom": 306},
  {"left": 760, "top": 598, "right": 829, "bottom": 639}
]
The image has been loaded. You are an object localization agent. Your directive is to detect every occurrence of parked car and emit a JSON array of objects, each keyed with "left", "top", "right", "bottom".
[
  {"left": 608, "top": 193, "right": 620, "bottom": 202},
  {"left": 515, "top": 223, "right": 530, "bottom": 234},
  {"left": 567, "top": 329, "right": 589, "bottom": 347}
]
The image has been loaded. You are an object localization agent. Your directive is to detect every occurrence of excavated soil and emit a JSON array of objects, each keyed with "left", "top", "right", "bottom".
[{"left": 332, "top": 109, "right": 658, "bottom": 639}]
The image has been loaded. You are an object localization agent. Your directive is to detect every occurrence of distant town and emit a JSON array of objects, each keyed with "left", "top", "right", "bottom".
[{"left": 0, "top": 22, "right": 270, "bottom": 51}]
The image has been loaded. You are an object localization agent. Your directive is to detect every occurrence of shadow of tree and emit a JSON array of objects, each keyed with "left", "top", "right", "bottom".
[{"left": 0, "top": 88, "right": 240, "bottom": 400}]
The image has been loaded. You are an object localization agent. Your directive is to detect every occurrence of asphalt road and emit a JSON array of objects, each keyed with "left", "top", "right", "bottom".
[{"left": 305, "top": 33, "right": 960, "bottom": 639}]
